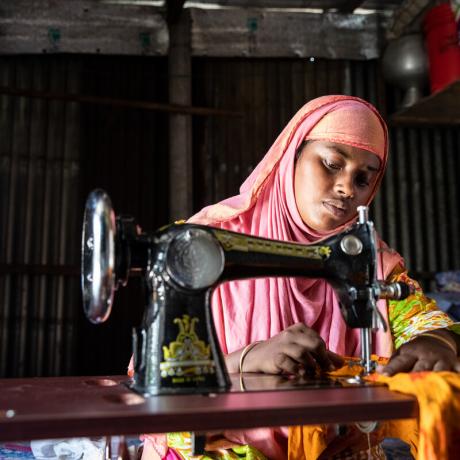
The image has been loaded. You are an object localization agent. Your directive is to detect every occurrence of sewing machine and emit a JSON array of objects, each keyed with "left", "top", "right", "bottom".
[{"left": 81, "top": 189, "right": 411, "bottom": 397}]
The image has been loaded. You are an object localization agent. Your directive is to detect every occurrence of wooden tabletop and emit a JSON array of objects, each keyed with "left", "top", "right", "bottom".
[{"left": 0, "top": 374, "right": 418, "bottom": 442}]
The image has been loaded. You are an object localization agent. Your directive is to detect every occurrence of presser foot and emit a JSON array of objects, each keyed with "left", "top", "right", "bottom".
[{"left": 341, "top": 358, "right": 378, "bottom": 385}]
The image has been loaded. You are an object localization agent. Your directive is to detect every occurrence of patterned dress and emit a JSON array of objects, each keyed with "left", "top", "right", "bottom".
[
  {"left": 388, "top": 269, "right": 460, "bottom": 349},
  {"left": 164, "top": 268, "right": 460, "bottom": 460}
]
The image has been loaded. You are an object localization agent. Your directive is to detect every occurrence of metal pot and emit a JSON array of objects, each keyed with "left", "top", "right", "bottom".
[{"left": 382, "top": 34, "right": 429, "bottom": 108}]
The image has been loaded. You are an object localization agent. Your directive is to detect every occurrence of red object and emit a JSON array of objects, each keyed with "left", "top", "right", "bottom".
[{"left": 424, "top": 3, "right": 460, "bottom": 93}]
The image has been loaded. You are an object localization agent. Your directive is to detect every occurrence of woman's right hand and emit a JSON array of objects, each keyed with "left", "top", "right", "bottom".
[{"left": 239, "top": 323, "right": 344, "bottom": 375}]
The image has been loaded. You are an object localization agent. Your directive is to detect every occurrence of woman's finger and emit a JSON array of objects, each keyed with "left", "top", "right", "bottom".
[
  {"left": 286, "top": 326, "right": 333, "bottom": 371},
  {"left": 327, "top": 350, "right": 345, "bottom": 369},
  {"left": 311, "top": 341, "right": 335, "bottom": 371},
  {"left": 412, "top": 359, "right": 436, "bottom": 372},
  {"left": 432, "top": 359, "right": 452, "bottom": 372},
  {"left": 287, "top": 343, "right": 318, "bottom": 369},
  {"left": 382, "top": 354, "right": 417, "bottom": 376},
  {"left": 273, "top": 352, "right": 304, "bottom": 375}
]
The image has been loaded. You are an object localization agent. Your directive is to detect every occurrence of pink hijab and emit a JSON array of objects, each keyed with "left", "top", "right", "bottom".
[
  {"left": 188, "top": 95, "right": 402, "bottom": 359},
  {"left": 142, "top": 95, "right": 404, "bottom": 460}
]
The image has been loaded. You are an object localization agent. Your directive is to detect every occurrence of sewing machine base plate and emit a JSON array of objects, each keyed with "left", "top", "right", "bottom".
[{"left": 235, "top": 373, "right": 383, "bottom": 393}]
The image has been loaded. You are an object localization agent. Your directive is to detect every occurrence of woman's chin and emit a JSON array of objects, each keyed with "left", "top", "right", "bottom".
[{"left": 313, "top": 217, "right": 353, "bottom": 233}]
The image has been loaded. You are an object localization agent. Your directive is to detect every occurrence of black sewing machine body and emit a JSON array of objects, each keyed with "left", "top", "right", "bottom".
[{"left": 82, "top": 190, "right": 409, "bottom": 396}]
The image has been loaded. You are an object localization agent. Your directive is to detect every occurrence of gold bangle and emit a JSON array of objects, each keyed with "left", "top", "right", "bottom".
[
  {"left": 239, "top": 341, "right": 263, "bottom": 374},
  {"left": 421, "top": 332, "right": 458, "bottom": 355}
]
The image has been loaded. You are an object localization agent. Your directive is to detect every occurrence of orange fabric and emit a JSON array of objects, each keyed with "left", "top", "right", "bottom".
[
  {"left": 288, "top": 425, "right": 328, "bottom": 460},
  {"left": 373, "top": 371, "right": 460, "bottom": 460},
  {"left": 288, "top": 359, "right": 460, "bottom": 460}
]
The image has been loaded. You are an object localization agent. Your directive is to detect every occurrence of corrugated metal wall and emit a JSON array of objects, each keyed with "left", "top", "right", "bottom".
[
  {"left": 192, "top": 59, "right": 386, "bottom": 208},
  {"left": 382, "top": 126, "right": 460, "bottom": 283},
  {"left": 0, "top": 56, "right": 81, "bottom": 377},
  {"left": 1, "top": 54, "right": 458, "bottom": 377},
  {"left": 192, "top": 58, "right": 460, "bottom": 288},
  {"left": 0, "top": 55, "right": 169, "bottom": 377}
]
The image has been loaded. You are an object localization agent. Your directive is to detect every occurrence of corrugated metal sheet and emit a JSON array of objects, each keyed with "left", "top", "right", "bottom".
[
  {"left": 0, "top": 56, "right": 81, "bottom": 377},
  {"left": 381, "top": 125, "right": 460, "bottom": 288},
  {"left": 184, "top": 0, "right": 403, "bottom": 9},
  {"left": 192, "top": 58, "right": 460, "bottom": 290},
  {"left": 1, "top": 54, "right": 458, "bottom": 378},
  {"left": 0, "top": 1, "right": 168, "bottom": 55},
  {"left": 0, "top": 54, "right": 169, "bottom": 377},
  {"left": 0, "top": 1, "right": 388, "bottom": 59},
  {"left": 192, "top": 58, "right": 382, "bottom": 206},
  {"left": 190, "top": 9, "right": 382, "bottom": 59},
  {"left": 76, "top": 54, "right": 170, "bottom": 376}
]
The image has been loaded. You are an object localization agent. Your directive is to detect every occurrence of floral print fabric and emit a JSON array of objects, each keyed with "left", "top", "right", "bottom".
[{"left": 388, "top": 269, "right": 460, "bottom": 350}]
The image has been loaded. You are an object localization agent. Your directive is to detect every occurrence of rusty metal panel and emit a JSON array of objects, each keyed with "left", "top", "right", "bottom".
[
  {"left": 190, "top": 8, "right": 383, "bottom": 59},
  {"left": 0, "top": 0, "right": 168, "bottom": 55}
]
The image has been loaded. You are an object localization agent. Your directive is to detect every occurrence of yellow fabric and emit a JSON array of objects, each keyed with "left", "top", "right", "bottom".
[
  {"left": 374, "top": 371, "right": 460, "bottom": 460},
  {"left": 288, "top": 425, "right": 328, "bottom": 460},
  {"left": 288, "top": 358, "right": 460, "bottom": 460}
]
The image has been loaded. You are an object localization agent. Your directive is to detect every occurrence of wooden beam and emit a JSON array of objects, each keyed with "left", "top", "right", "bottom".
[
  {"left": 0, "top": 0, "right": 168, "bottom": 55},
  {"left": 167, "top": 0, "right": 186, "bottom": 24},
  {"left": 0, "top": 86, "right": 243, "bottom": 117},
  {"left": 0, "top": 0, "right": 386, "bottom": 59},
  {"left": 336, "top": 0, "right": 366, "bottom": 13},
  {"left": 168, "top": 11, "right": 194, "bottom": 221},
  {"left": 385, "top": 0, "right": 433, "bottom": 40},
  {"left": 390, "top": 79, "right": 460, "bottom": 125},
  {"left": 190, "top": 8, "right": 383, "bottom": 59},
  {"left": 183, "top": 0, "right": 402, "bottom": 10}
]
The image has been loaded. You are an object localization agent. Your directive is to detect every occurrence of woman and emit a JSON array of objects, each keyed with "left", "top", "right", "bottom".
[{"left": 141, "top": 95, "right": 460, "bottom": 460}]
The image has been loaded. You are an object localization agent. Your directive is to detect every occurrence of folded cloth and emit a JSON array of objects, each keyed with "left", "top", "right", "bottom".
[
  {"left": 0, "top": 442, "right": 35, "bottom": 459},
  {"left": 435, "top": 271, "right": 460, "bottom": 293},
  {"left": 288, "top": 358, "right": 460, "bottom": 460},
  {"left": 30, "top": 438, "right": 105, "bottom": 460}
]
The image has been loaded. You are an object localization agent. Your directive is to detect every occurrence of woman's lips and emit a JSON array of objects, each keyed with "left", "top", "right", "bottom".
[{"left": 323, "top": 201, "right": 347, "bottom": 218}]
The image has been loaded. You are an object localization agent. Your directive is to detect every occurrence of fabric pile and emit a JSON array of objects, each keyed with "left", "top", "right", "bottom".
[
  {"left": 288, "top": 359, "right": 460, "bottom": 460},
  {"left": 427, "top": 271, "right": 460, "bottom": 322},
  {"left": 30, "top": 438, "right": 105, "bottom": 460}
]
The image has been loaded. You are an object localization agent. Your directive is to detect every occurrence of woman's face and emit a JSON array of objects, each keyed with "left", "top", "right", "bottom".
[{"left": 294, "top": 140, "right": 381, "bottom": 232}]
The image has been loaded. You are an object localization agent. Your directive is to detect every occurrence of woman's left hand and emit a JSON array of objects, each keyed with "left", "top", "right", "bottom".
[{"left": 381, "top": 330, "right": 460, "bottom": 376}]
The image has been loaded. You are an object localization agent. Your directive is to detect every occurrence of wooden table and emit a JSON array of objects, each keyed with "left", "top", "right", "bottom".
[{"left": 0, "top": 374, "right": 418, "bottom": 442}]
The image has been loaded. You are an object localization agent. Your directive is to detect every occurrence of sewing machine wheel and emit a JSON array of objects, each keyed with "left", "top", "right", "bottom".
[
  {"left": 166, "top": 228, "right": 225, "bottom": 290},
  {"left": 81, "top": 189, "right": 116, "bottom": 324}
]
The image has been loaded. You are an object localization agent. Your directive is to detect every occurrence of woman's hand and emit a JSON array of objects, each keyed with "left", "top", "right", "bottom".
[
  {"left": 239, "top": 323, "right": 344, "bottom": 375},
  {"left": 381, "top": 330, "right": 460, "bottom": 376}
]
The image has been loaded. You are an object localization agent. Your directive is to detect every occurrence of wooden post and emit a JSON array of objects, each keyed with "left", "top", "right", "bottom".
[{"left": 168, "top": 4, "right": 193, "bottom": 221}]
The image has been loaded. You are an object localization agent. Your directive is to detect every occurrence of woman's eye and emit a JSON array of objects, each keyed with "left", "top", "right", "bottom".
[
  {"left": 324, "top": 161, "right": 341, "bottom": 170},
  {"left": 356, "top": 176, "right": 370, "bottom": 188}
]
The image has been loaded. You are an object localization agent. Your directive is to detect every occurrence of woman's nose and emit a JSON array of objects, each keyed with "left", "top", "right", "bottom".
[{"left": 335, "top": 175, "right": 355, "bottom": 198}]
